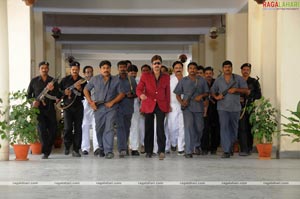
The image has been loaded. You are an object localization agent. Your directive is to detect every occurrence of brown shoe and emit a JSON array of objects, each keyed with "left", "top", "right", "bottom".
[{"left": 159, "top": 152, "right": 165, "bottom": 160}]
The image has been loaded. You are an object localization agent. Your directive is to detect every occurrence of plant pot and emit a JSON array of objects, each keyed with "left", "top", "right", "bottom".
[
  {"left": 13, "top": 144, "right": 30, "bottom": 161},
  {"left": 256, "top": 143, "right": 272, "bottom": 159},
  {"left": 30, "top": 142, "right": 42, "bottom": 155},
  {"left": 54, "top": 137, "right": 63, "bottom": 148}
]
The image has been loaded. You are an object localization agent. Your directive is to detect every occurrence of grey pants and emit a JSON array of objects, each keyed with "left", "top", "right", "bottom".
[
  {"left": 218, "top": 110, "right": 240, "bottom": 153},
  {"left": 182, "top": 110, "right": 204, "bottom": 154}
]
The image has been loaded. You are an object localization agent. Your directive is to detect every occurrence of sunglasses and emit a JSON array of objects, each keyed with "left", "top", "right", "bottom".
[{"left": 153, "top": 62, "right": 161, "bottom": 65}]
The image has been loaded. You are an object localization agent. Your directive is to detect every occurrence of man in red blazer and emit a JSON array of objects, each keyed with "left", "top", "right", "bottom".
[{"left": 136, "top": 55, "right": 170, "bottom": 160}]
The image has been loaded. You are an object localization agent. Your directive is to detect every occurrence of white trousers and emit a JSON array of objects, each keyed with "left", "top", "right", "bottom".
[
  {"left": 81, "top": 100, "right": 99, "bottom": 152},
  {"left": 129, "top": 100, "right": 145, "bottom": 151},
  {"left": 166, "top": 105, "right": 185, "bottom": 151}
]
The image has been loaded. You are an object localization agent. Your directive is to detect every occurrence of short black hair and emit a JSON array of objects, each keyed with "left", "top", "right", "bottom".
[
  {"left": 141, "top": 64, "right": 151, "bottom": 71},
  {"left": 117, "top": 61, "right": 128, "bottom": 68},
  {"left": 172, "top": 61, "right": 183, "bottom": 69},
  {"left": 161, "top": 65, "right": 168, "bottom": 72},
  {"left": 127, "top": 65, "right": 138, "bottom": 72},
  {"left": 204, "top": 66, "right": 214, "bottom": 72},
  {"left": 151, "top": 55, "right": 162, "bottom": 63},
  {"left": 222, "top": 60, "right": 232, "bottom": 67},
  {"left": 38, "top": 61, "right": 49, "bottom": 68},
  {"left": 188, "top": 62, "right": 198, "bottom": 69},
  {"left": 83, "top": 66, "right": 93, "bottom": 73},
  {"left": 125, "top": 60, "right": 132, "bottom": 66},
  {"left": 197, "top": 65, "right": 204, "bottom": 71},
  {"left": 99, "top": 60, "right": 111, "bottom": 68},
  {"left": 240, "top": 63, "right": 252, "bottom": 69}
]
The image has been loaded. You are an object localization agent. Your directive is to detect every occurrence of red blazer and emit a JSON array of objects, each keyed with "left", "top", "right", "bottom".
[{"left": 136, "top": 72, "right": 170, "bottom": 113}]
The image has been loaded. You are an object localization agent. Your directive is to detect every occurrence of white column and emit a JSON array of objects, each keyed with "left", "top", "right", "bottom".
[
  {"left": 33, "top": 12, "right": 44, "bottom": 76},
  {"left": 277, "top": 7, "right": 300, "bottom": 154},
  {"left": 0, "top": 0, "right": 10, "bottom": 161},
  {"left": 7, "top": 0, "right": 32, "bottom": 91}
]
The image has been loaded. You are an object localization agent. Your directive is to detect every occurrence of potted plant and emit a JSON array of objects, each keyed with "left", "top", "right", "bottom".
[
  {"left": 248, "top": 97, "right": 278, "bottom": 159},
  {"left": 282, "top": 100, "right": 300, "bottom": 143},
  {"left": 0, "top": 90, "right": 39, "bottom": 160}
]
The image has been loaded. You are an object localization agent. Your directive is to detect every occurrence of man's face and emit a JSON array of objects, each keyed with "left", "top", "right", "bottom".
[
  {"left": 196, "top": 70, "right": 204, "bottom": 77},
  {"left": 152, "top": 59, "right": 162, "bottom": 73},
  {"left": 204, "top": 70, "right": 214, "bottom": 81},
  {"left": 84, "top": 67, "right": 93, "bottom": 80},
  {"left": 173, "top": 64, "right": 183, "bottom": 75},
  {"left": 70, "top": 66, "right": 80, "bottom": 76},
  {"left": 118, "top": 64, "right": 127, "bottom": 75},
  {"left": 188, "top": 64, "right": 197, "bottom": 76},
  {"left": 241, "top": 66, "right": 251, "bottom": 78},
  {"left": 100, "top": 64, "right": 111, "bottom": 77},
  {"left": 128, "top": 71, "right": 137, "bottom": 78},
  {"left": 223, "top": 64, "right": 232, "bottom": 75},
  {"left": 39, "top": 65, "right": 49, "bottom": 76},
  {"left": 141, "top": 67, "right": 151, "bottom": 74}
]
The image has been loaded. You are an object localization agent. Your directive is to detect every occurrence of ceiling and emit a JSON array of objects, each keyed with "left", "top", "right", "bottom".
[{"left": 33, "top": 0, "right": 248, "bottom": 64}]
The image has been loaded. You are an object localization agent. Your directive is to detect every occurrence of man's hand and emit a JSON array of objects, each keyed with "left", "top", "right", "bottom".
[
  {"left": 32, "top": 100, "right": 40, "bottom": 108},
  {"left": 140, "top": 94, "right": 147, "bottom": 101},
  {"left": 74, "top": 82, "right": 82, "bottom": 91},
  {"left": 46, "top": 82, "right": 54, "bottom": 91},
  {"left": 214, "top": 94, "right": 224, "bottom": 101},
  {"left": 126, "top": 92, "right": 134, "bottom": 98},
  {"left": 105, "top": 101, "right": 114, "bottom": 108},
  {"left": 181, "top": 99, "right": 189, "bottom": 107},
  {"left": 64, "top": 89, "right": 72, "bottom": 96},
  {"left": 88, "top": 100, "right": 97, "bottom": 111},
  {"left": 228, "top": 88, "right": 237, "bottom": 94},
  {"left": 194, "top": 95, "right": 203, "bottom": 102}
]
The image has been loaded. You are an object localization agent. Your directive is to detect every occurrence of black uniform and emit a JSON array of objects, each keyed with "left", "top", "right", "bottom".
[
  {"left": 27, "top": 75, "right": 58, "bottom": 157},
  {"left": 201, "top": 79, "right": 220, "bottom": 154},
  {"left": 59, "top": 75, "right": 86, "bottom": 153},
  {"left": 238, "top": 76, "right": 261, "bottom": 153}
]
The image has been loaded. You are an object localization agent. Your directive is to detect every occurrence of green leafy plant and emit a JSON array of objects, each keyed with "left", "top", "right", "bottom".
[
  {"left": 282, "top": 100, "right": 300, "bottom": 143},
  {"left": 248, "top": 97, "right": 278, "bottom": 144},
  {"left": 0, "top": 90, "right": 39, "bottom": 145}
]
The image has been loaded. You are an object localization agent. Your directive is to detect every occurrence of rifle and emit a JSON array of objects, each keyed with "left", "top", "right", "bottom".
[
  {"left": 36, "top": 74, "right": 60, "bottom": 106},
  {"left": 221, "top": 81, "right": 237, "bottom": 97},
  {"left": 56, "top": 78, "right": 87, "bottom": 110}
]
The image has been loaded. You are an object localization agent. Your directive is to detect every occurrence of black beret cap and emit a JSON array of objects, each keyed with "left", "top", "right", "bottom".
[
  {"left": 70, "top": 61, "right": 80, "bottom": 67},
  {"left": 38, "top": 61, "right": 49, "bottom": 67}
]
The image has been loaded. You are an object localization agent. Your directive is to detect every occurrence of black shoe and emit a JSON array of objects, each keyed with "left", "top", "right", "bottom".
[
  {"left": 64, "top": 149, "right": 70, "bottom": 155},
  {"left": 201, "top": 150, "right": 208, "bottom": 155},
  {"left": 230, "top": 151, "right": 234, "bottom": 156},
  {"left": 131, "top": 150, "right": 140, "bottom": 156},
  {"left": 119, "top": 150, "right": 126, "bottom": 158},
  {"left": 72, "top": 151, "right": 81, "bottom": 157},
  {"left": 210, "top": 150, "right": 217, "bottom": 155},
  {"left": 177, "top": 151, "right": 185, "bottom": 155},
  {"left": 239, "top": 152, "right": 249, "bottom": 156},
  {"left": 171, "top": 146, "right": 177, "bottom": 152},
  {"left": 185, "top": 154, "right": 193, "bottom": 158},
  {"left": 145, "top": 153, "right": 152, "bottom": 158},
  {"left": 165, "top": 150, "right": 170, "bottom": 154},
  {"left": 41, "top": 155, "right": 49, "bottom": 159},
  {"left": 105, "top": 152, "right": 114, "bottom": 159},
  {"left": 94, "top": 148, "right": 100, "bottom": 156},
  {"left": 82, "top": 150, "right": 89, "bottom": 155},
  {"left": 221, "top": 153, "right": 230, "bottom": 158},
  {"left": 193, "top": 147, "right": 201, "bottom": 155},
  {"left": 99, "top": 150, "right": 105, "bottom": 157}
]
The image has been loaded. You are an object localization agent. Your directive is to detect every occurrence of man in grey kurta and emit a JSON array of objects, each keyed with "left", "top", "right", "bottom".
[
  {"left": 211, "top": 60, "right": 248, "bottom": 158},
  {"left": 83, "top": 60, "right": 125, "bottom": 159},
  {"left": 174, "top": 62, "right": 209, "bottom": 158},
  {"left": 116, "top": 61, "right": 137, "bottom": 157}
]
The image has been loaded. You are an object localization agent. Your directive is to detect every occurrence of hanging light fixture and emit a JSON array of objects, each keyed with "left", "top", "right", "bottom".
[
  {"left": 22, "top": 0, "right": 36, "bottom": 6},
  {"left": 254, "top": 0, "right": 266, "bottom": 4}
]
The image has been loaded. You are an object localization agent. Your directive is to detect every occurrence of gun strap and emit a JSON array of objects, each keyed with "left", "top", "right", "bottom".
[{"left": 127, "top": 76, "right": 133, "bottom": 93}]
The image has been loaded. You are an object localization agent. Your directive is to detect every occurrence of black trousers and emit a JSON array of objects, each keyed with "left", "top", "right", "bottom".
[
  {"left": 238, "top": 112, "right": 253, "bottom": 153},
  {"left": 201, "top": 108, "right": 220, "bottom": 152},
  {"left": 63, "top": 104, "right": 83, "bottom": 152},
  {"left": 144, "top": 105, "right": 166, "bottom": 154},
  {"left": 37, "top": 106, "right": 57, "bottom": 156}
]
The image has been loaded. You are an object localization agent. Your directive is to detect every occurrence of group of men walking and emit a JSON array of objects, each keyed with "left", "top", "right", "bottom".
[{"left": 27, "top": 55, "right": 261, "bottom": 160}]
